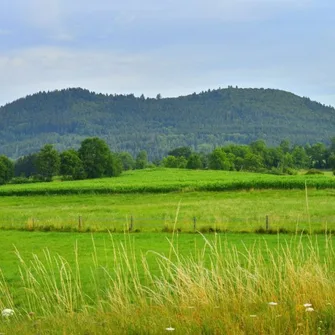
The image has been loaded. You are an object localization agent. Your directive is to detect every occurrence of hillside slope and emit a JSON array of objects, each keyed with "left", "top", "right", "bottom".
[{"left": 1, "top": 87, "right": 334, "bottom": 158}]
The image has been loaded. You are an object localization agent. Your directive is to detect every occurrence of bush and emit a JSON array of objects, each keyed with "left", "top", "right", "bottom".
[
  {"left": 9, "top": 177, "right": 39, "bottom": 184},
  {"left": 305, "top": 169, "right": 324, "bottom": 175}
]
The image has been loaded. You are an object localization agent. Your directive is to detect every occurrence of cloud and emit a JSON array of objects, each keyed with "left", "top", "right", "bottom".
[
  {"left": 0, "top": 0, "right": 334, "bottom": 107},
  {"left": 1, "top": 36, "right": 334, "bottom": 107}
]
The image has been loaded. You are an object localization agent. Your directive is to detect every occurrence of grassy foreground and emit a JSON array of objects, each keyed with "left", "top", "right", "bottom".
[{"left": 0, "top": 231, "right": 334, "bottom": 334}]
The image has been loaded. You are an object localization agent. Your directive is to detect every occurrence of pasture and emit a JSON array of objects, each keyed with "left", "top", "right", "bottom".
[
  {"left": 0, "top": 231, "right": 334, "bottom": 334},
  {"left": 0, "top": 168, "right": 335, "bottom": 334},
  {"left": 1, "top": 168, "right": 335, "bottom": 196},
  {"left": 0, "top": 168, "right": 335, "bottom": 233},
  {"left": 0, "top": 189, "right": 335, "bottom": 233}
]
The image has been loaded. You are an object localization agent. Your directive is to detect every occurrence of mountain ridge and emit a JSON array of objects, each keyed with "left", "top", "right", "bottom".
[{"left": 1, "top": 87, "right": 334, "bottom": 159}]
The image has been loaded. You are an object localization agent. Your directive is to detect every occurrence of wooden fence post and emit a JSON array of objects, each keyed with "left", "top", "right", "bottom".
[
  {"left": 78, "top": 216, "right": 82, "bottom": 231},
  {"left": 193, "top": 217, "right": 197, "bottom": 232},
  {"left": 129, "top": 216, "right": 134, "bottom": 232},
  {"left": 266, "top": 215, "right": 269, "bottom": 231}
]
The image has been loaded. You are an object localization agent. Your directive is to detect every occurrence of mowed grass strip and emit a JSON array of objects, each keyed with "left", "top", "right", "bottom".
[
  {"left": 1, "top": 189, "right": 335, "bottom": 232},
  {"left": 1, "top": 168, "right": 335, "bottom": 196}
]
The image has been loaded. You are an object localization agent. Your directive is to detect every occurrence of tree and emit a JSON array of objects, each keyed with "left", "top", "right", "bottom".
[
  {"left": 162, "top": 155, "right": 178, "bottom": 168},
  {"left": 168, "top": 147, "right": 192, "bottom": 159},
  {"left": 291, "top": 146, "right": 310, "bottom": 168},
  {"left": 14, "top": 153, "right": 38, "bottom": 177},
  {"left": 186, "top": 153, "right": 203, "bottom": 169},
  {"left": 250, "top": 139, "right": 267, "bottom": 156},
  {"left": 135, "top": 150, "right": 148, "bottom": 169},
  {"left": 264, "top": 147, "right": 283, "bottom": 169},
  {"left": 243, "top": 152, "right": 264, "bottom": 171},
  {"left": 118, "top": 152, "right": 135, "bottom": 171},
  {"left": 329, "top": 136, "right": 335, "bottom": 154},
  {"left": 36, "top": 144, "right": 60, "bottom": 181},
  {"left": 209, "top": 148, "right": 232, "bottom": 170},
  {"left": 306, "top": 143, "right": 327, "bottom": 169},
  {"left": 60, "top": 149, "right": 85, "bottom": 180},
  {"left": 0, "top": 155, "right": 14, "bottom": 185},
  {"left": 279, "top": 139, "right": 291, "bottom": 154},
  {"left": 78, "top": 137, "right": 118, "bottom": 178},
  {"left": 328, "top": 153, "right": 335, "bottom": 169},
  {"left": 105, "top": 153, "right": 123, "bottom": 177}
]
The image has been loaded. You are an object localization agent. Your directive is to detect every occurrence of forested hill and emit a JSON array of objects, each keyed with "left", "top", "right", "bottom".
[{"left": 1, "top": 87, "right": 335, "bottom": 159}]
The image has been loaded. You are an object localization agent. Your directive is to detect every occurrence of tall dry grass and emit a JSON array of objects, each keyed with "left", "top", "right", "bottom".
[{"left": 0, "top": 233, "right": 334, "bottom": 334}]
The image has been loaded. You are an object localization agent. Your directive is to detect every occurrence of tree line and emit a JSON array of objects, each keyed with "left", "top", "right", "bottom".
[{"left": 1, "top": 137, "right": 335, "bottom": 185}]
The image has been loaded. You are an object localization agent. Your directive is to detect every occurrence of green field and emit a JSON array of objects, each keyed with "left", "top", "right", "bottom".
[
  {"left": 0, "top": 231, "right": 334, "bottom": 334},
  {"left": 0, "top": 231, "right": 333, "bottom": 295},
  {"left": 1, "top": 168, "right": 335, "bottom": 233},
  {"left": 1, "top": 168, "right": 335, "bottom": 196},
  {"left": 1, "top": 169, "right": 335, "bottom": 334},
  {"left": 1, "top": 189, "right": 335, "bottom": 233}
]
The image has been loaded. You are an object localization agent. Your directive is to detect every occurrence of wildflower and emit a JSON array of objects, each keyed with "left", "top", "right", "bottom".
[
  {"left": 166, "top": 327, "right": 175, "bottom": 331},
  {"left": 303, "top": 303, "right": 312, "bottom": 308},
  {"left": 268, "top": 302, "right": 278, "bottom": 306},
  {"left": 305, "top": 307, "right": 314, "bottom": 312},
  {"left": 2, "top": 309, "right": 14, "bottom": 318}
]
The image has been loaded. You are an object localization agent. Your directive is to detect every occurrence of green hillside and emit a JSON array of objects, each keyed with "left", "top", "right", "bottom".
[{"left": 1, "top": 87, "right": 335, "bottom": 158}]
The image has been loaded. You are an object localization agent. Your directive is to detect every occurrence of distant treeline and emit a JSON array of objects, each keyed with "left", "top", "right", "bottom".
[{"left": 0, "top": 137, "right": 335, "bottom": 185}]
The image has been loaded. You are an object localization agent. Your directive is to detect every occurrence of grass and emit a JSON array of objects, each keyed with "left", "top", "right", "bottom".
[
  {"left": 0, "top": 168, "right": 334, "bottom": 333},
  {"left": 0, "top": 168, "right": 335, "bottom": 196},
  {"left": 0, "top": 231, "right": 334, "bottom": 334},
  {"left": 1, "top": 189, "right": 335, "bottom": 232}
]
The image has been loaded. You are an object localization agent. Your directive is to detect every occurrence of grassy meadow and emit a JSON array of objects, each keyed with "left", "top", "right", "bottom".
[
  {"left": 0, "top": 168, "right": 335, "bottom": 233},
  {"left": 1, "top": 168, "right": 335, "bottom": 196},
  {"left": 0, "top": 168, "right": 335, "bottom": 334},
  {"left": 0, "top": 231, "right": 334, "bottom": 334},
  {"left": 1, "top": 189, "right": 335, "bottom": 233}
]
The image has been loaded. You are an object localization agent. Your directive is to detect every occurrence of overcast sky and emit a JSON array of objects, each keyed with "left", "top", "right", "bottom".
[{"left": 1, "top": 0, "right": 335, "bottom": 107}]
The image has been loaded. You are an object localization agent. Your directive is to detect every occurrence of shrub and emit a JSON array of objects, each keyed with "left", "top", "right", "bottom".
[{"left": 305, "top": 169, "right": 324, "bottom": 175}]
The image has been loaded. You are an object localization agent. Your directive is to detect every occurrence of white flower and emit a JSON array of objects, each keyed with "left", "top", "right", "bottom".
[
  {"left": 305, "top": 307, "right": 315, "bottom": 312},
  {"left": 268, "top": 302, "right": 278, "bottom": 306},
  {"left": 166, "top": 327, "right": 175, "bottom": 331},
  {"left": 303, "top": 303, "right": 312, "bottom": 308},
  {"left": 2, "top": 309, "right": 14, "bottom": 318}
]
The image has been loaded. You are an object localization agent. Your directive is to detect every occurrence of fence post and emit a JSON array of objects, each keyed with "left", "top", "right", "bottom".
[
  {"left": 129, "top": 215, "right": 134, "bottom": 232},
  {"left": 265, "top": 215, "right": 269, "bottom": 231},
  {"left": 193, "top": 217, "right": 197, "bottom": 232},
  {"left": 78, "top": 216, "right": 82, "bottom": 231}
]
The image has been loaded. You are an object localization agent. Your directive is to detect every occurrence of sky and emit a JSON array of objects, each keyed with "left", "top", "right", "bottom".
[{"left": 1, "top": 0, "right": 335, "bottom": 107}]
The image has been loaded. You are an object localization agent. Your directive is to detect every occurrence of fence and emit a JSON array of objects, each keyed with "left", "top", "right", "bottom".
[{"left": 1, "top": 214, "right": 334, "bottom": 234}]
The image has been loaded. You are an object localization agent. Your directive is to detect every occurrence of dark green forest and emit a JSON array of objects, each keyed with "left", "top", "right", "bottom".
[{"left": 1, "top": 87, "right": 335, "bottom": 159}]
